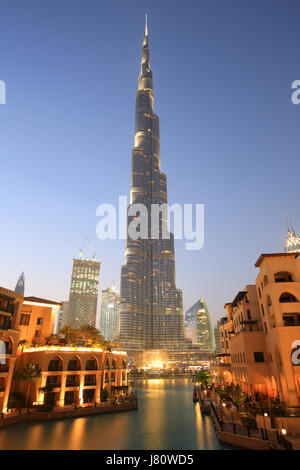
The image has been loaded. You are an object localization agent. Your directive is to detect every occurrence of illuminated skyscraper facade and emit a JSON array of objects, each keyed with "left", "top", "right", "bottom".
[
  {"left": 119, "top": 18, "right": 186, "bottom": 353},
  {"left": 15, "top": 272, "right": 25, "bottom": 295},
  {"left": 100, "top": 284, "right": 120, "bottom": 341},
  {"left": 67, "top": 258, "right": 100, "bottom": 328},
  {"left": 285, "top": 226, "right": 300, "bottom": 254},
  {"left": 184, "top": 299, "right": 214, "bottom": 351}
]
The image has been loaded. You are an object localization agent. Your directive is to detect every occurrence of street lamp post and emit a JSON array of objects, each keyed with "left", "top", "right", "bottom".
[{"left": 263, "top": 412, "right": 268, "bottom": 439}]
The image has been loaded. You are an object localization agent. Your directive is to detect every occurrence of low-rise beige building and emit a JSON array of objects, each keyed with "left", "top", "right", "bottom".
[
  {"left": 0, "top": 287, "right": 128, "bottom": 413},
  {"left": 0, "top": 287, "right": 23, "bottom": 413},
  {"left": 14, "top": 346, "right": 128, "bottom": 407},
  {"left": 211, "top": 253, "right": 300, "bottom": 413}
]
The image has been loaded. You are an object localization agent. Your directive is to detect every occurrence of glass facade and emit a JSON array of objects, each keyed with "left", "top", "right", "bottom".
[
  {"left": 119, "top": 21, "right": 189, "bottom": 354},
  {"left": 100, "top": 285, "right": 120, "bottom": 341},
  {"left": 67, "top": 258, "right": 100, "bottom": 328},
  {"left": 184, "top": 299, "right": 214, "bottom": 351}
]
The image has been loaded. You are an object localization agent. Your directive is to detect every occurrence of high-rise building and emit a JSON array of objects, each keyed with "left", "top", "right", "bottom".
[
  {"left": 15, "top": 272, "right": 25, "bottom": 295},
  {"left": 214, "top": 319, "right": 222, "bottom": 354},
  {"left": 54, "top": 300, "right": 69, "bottom": 333},
  {"left": 184, "top": 299, "right": 214, "bottom": 351},
  {"left": 67, "top": 257, "right": 101, "bottom": 328},
  {"left": 119, "top": 18, "right": 187, "bottom": 356},
  {"left": 285, "top": 221, "right": 300, "bottom": 254},
  {"left": 99, "top": 283, "right": 120, "bottom": 341}
]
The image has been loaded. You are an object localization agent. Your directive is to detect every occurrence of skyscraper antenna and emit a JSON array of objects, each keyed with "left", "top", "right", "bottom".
[
  {"left": 285, "top": 215, "right": 290, "bottom": 232},
  {"left": 289, "top": 215, "right": 295, "bottom": 234},
  {"left": 145, "top": 13, "right": 148, "bottom": 36}
]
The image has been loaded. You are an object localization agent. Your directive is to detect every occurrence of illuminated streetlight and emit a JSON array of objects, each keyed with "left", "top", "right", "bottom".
[{"left": 281, "top": 427, "right": 287, "bottom": 436}]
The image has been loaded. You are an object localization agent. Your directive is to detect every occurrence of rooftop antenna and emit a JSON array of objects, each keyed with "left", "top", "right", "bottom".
[
  {"left": 289, "top": 215, "right": 295, "bottom": 234},
  {"left": 285, "top": 215, "right": 290, "bottom": 233}
]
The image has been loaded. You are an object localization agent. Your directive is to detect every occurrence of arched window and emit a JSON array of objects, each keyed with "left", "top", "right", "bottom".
[
  {"left": 67, "top": 356, "right": 81, "bottom": 371},
  {"left": 122, "top": 360, "right": 127, "bottom": 370},
  {"left": 4, "top": 337, "right": 13, "bottom": 355},
  {"left": 279, "top": 292, "right": 299, "bottom": 303},
  {"left": 48, "top": 356, "right": 63, "bottom": 371},
  {"left": 105, "top": 358, "right": 110, "bottom": 370},
  {"left": 86, "top": 356, "right": 98, "bottom": 371},
  {"left": 274, "top": 272, "right": 293, "bottom": 283},
  {"left": 111, "top": 359, "right": 116, "bottom": 370}
]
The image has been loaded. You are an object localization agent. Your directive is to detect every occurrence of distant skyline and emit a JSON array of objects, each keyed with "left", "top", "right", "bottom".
[{"left": 1, "top": 0, "right": 300, "bottom": 326}]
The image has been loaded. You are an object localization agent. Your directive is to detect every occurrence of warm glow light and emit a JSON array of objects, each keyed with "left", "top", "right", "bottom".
[
  {"left": 281, "top": 427, "right": 287, "bottom": 436},
  {"left": 23, "top": 346, "right": 104, "bottom": 353}
]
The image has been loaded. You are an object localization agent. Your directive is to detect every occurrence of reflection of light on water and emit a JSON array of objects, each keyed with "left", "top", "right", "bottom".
[
  {"left": 194, "top": 403, "right": 215, "bottom": 450},
  {"left": 67, "top": 418, "right": 87, "bottom": 450},
  {"left": 148, "top": 379, "right": 164, "bottom": 384}
]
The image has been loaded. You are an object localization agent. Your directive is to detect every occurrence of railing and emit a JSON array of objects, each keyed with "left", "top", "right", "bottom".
[{"left": 210, "top": 401, "right": 281, "bottom": 443}]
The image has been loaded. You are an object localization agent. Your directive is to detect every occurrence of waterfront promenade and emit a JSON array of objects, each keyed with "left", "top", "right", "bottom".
[
  {"left": 0, "top": 397, "right": 138, "bottom": 429},
  {"left": 0, "top": 378, "right": 231, "bottom": 450}
]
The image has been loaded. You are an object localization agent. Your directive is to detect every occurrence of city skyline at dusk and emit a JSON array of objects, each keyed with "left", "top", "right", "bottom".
[{"left": 1, "top": 0, "right": 300, "bottom": 327}]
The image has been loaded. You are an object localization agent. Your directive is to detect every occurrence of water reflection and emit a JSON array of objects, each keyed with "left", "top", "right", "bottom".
[{"left": 0, "top": 379, "right": 233, "bottom": 450}]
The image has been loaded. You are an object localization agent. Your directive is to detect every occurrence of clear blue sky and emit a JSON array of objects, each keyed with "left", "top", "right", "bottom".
[{"left": 1, "top": 0, "right": 299, "bottom": 326}]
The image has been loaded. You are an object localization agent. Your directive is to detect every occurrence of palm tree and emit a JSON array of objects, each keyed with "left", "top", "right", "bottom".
[
  {"left": 195, "top": 370, "right": 212, "bottom": 387},
  {"left": 58, "top": 325, "right": 77, "bottom": 345},
  {"left": 14, "top": 363, "right": 41, "bottom": 409},
  {"left": 77, "top": 324, "right": 101, "bottom": 347},
  {"left": 18, "top": 339, "right": 29, "bottom": 352}
]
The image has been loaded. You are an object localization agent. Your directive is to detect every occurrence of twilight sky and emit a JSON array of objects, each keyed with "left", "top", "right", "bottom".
[{"left": 1, "top": 0, "right": 300, "bottom": 327}]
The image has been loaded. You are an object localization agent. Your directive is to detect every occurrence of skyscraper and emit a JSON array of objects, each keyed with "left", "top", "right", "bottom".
[
  {"left": 119, "top": 18, "right": 187, "bottom": 356},
  {"left": 214, "top": 319, "right": 222, "bottom": 354},
  {"left": 184, "top": 299, "right": 214, "bottom": 351},
  {"left": 285, "top": 220, "right": 300, "bottom": 254},
  {"left": 99, "top": 283, "right": 120, "bottom": 341},
  {"left": 67, "top": 256, "right": 100, "bottom": 328},
  {"left": 15, "top": 272, "right": 25, "bottom": 295}
]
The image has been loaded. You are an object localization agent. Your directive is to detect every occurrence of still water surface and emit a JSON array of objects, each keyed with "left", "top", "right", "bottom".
[{"left": 0, "top": 378, "right": 233, "bottom": 450}]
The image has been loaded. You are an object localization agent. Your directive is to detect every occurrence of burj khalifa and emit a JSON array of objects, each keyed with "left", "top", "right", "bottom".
[{"left": 119, "top": 17, "right": 190, "bottom": 360}]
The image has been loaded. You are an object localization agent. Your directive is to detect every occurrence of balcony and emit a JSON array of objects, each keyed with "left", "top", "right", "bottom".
[{"left": 0, "top": 365, "right": 9, "bottom": 373}]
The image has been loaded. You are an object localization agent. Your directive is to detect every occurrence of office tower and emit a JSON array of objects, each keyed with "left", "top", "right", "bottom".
[
  {"left": 184, "top": 299, "right": 214, "bottom": 351},
  {"left": 214, "top": 320, "right": 221, "bottom": 354},
  {"left": 15, "top": 272, "right": 25, "bottom": 295},
  {"left": 285, "top": 220, "right": 300, "bottom": 254},
  {"left": 100, "top": 283, "right": 120, "bottom": 341},
  {"left": 54, "top": 300, "right": 69, "bottom": 334},
  {"left": 67, "top": 256, "right": 100, "bottom": 328},
  {"left": 119, "top": 17, "right": 186, "bottom": 355}
]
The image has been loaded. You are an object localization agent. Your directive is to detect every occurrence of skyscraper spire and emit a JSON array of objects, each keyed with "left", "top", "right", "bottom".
[{"left": 145, "top": 13, "right": 148, "bottom": 36}]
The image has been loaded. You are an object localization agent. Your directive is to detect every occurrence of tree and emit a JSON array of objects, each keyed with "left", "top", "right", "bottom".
[
  {"left": 18, "top": 339, "right": 29, "bottom": 352},
  {"left": 58, "top": 325, "right": 77, "bottom": 345},
  {"left": 77, "top": 324, "right": 102, "bottom": 347},
  {"left": 14, "top": 363, "right": 41, "bottom": 408},
  {"left": 195, "top": 370, "right": 212, "bottom": 387}
]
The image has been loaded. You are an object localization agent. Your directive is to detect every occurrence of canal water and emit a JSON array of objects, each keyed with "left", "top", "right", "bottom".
[{"left": 0, "top": 378, "right": 233, "bottom": 450}]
